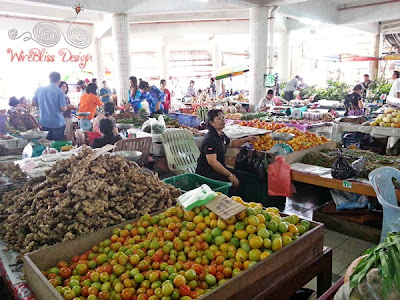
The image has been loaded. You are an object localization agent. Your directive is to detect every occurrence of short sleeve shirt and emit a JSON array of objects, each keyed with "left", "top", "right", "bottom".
[
  {"left": 100, "top": 87, "right": 111, "bottom": 103},
  {"left": 196, "top": 128, "right": 231, "bottom": 176},
  {"left": 285, "top": 78, "right": 299, "bottom": 92},
  {"left": 78, "top": 93, "right": 104, "bottom": 120},
  {"left": 33, "top": 84, "right": 66, "bottom": 128},
  {"left": 389, "top": 78, "right": 400, "bottom": 98},
  {"left": 344, "top": 92, "right": 362, "bottom": 111}
]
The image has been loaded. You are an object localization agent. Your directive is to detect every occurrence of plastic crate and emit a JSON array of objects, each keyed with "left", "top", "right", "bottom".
[
  {"left": 163, "top": 173, "right": 231, "bottom": 195},
  {"left": 177, "top": 114, "right": 200, "bottom": 127}
]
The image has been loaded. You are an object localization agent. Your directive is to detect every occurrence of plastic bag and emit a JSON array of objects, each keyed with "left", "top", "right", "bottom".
[
  {"left": 330, "top": 189, "right": 370, "bottom": 211},
  {"left": 252, "top": 151, "right": 266, "bottom": 179},
  {"left": 351, "top": 157, "right": 365, "bottom": 176},
  {"left": 177, "top": 184, "right": 217, "bottom": 211},
  {"left": 235, "top": 147, "right": 248, "bottom": 171},
  {"left": 331, "top": 149, "right": 354, "bottom": 180},
  {"left": 141, "top": 116, "right": 166, "bottom": 134},
  {"left": 268, "top": 156, "right": 294, "bottom": 197}
]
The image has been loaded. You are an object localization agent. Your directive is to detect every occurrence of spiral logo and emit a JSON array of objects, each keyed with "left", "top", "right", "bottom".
[
  {"left": 8, "top": 21, "right": 92, "bottom": 49},
  {"left": 65, "top": 26, "right": 92, "bottom": 49},
  {"left": 32, "top": 22, "right": 61, "bottom": 47},
  {"left": 8, "top": 29, "right": 19, "bottom": 39}
]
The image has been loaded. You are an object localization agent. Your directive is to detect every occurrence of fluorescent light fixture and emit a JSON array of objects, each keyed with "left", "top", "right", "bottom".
[{"left": 299, "top": 17, "right": 324, "bottom": 26}]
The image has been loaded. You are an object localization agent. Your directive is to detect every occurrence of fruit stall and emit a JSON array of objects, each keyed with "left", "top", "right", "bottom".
[{"left": 0, "top": 144, "right": 334, "bottom": 300}]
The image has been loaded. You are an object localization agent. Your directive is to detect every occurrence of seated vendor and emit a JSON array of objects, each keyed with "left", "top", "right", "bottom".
[
  {"left": 196, "top": 109, "right": 257, "bottom": 194},
  {"left": 91, "top": 118, "right": 121, "bottom": 149},
  {"left": 257, "top": 89, "right": 276, "bottom": 112}
]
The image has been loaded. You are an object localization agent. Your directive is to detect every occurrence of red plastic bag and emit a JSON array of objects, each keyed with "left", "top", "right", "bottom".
[{"left": 268, "top": 156, "right": 296, "bottom": 197}]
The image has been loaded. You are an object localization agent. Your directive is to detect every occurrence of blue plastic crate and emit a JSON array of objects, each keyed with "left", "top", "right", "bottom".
[{"left": 178, "top": 114, "right": 199, "bottom": 127}]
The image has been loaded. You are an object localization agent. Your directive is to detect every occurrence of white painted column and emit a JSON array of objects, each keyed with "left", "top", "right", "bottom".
[
  {"left": 250, "top": 6, "right": 270, "bottom": 112},
  {"left": 279, "top": 31, "right": 290, "bottom": 82},
  {"left": 213, "top": 43, "right": 222, "bottom": 96},
  {"left": 112, "top": 13, "right": 131, "bottom": 105},
  {"left": 94, "top": 37, "right": 105, "bottom": 84},
  {"left": 369, "top": 34, "right": 380, "bottom": 80},
  {"left": 160, "top": 43, "right": 168, "bottom": 81}
]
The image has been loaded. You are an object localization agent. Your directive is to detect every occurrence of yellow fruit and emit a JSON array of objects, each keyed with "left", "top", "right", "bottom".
[
  {"left": 217, "top": 219, "right": 227, "bottom": 230},
  {"left": 271, "top": 238, "right": 282, "bottom": 252},
  {"left": 222, "top": 230, "right": 232, "bottom": 241},
  {"left": 234, "top": 230, "right": 248, "bottom": 240},
  {"left": 235, "top": 249, "right": 248, "bottom": 262},
  {"left": 257, "top": 223, "right": 266, "bottom": 230},
  {"left": 288, "top": 224, "right": 298, "bottom": 235},
  {"left": 246, "top": 225, "right": 257, "bottom": 234},
  {"left": 204, "top": 216, "right": 211, "bottom": 226},
  {"left": 256, "top": 214, "right": 266, "bottom": 224},
  {"left": 249, "top": 202, "right": 262, "bottom": 208},
  {"left": 232, "top": 196, "right": 245, "bottom": 205},
  {"left": 248, "top": 249, "right": 262, "bottom": 262},
  {"left": 193, "top": 215, "right": 203, "bottom": 224},
  {"left": 260, "top": 251, "right": 270, "bottom": 260},
  {"left": 282, "top": 235, "right": 292, "bottom": 246},
  {"left": 226, "top": 224, "right": 235, "bottom": 233},
  {"left": 249, "top": 236, "right": 263, "bottom": 249},
  {"left": 282, "top": 232, "right": 293, "bottom": 239},
  {"left": 247, "top": 215, "right": 260, "bottom": 227},
  {"left": 271, "top": 216, "right": 281, "bottom": 224},
  {"left": 209, "top": 212, "right": 218, "bottom": 220},
  {"left": 225, "top": 215, "right": 237, "bottom": 225},
  {"left": 210, "top": 219, "right": 217, "bottom": 228},
  {"left": 236, "top": 210, "right": 247, "bottom": 221}
]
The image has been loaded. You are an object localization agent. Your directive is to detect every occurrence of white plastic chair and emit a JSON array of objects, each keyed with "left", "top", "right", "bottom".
[{"left": 369, "top": 167, "right": 400, "bottom": 242}]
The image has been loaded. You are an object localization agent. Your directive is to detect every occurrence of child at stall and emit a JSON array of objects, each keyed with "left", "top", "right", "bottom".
[{"left": 91, "top": 118, "right": 121, "bottom": 149}]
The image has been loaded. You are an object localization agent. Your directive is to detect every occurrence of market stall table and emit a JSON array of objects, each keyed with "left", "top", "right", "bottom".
[
  {"left": 333, "top": 123, "right": 400, "bottom": 149},
  {"left": 290, "top": 163, "right": 400, "bottom": 201}
]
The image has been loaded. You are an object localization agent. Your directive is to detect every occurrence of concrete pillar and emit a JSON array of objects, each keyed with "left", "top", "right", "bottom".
[
  {"left": 369, "top": 34, "right": 380, "bottom": 80},
  {"left": 279, "top": 31, "right": 290, "bottom": 82},
  {"left": 160, "top": 43, "right": 168, "bottom": 81},
  {"left": 94, "top": 37, "right": 105, "bottom": 84},
  {"left": 249, "top": 6, "right": 270, "bottom": 112},
  {"left": 112, "top": 13, "right": 131, "bottom": 105},
  {"left": 213, "top": 43, "right": 222, "bottom": 96}
]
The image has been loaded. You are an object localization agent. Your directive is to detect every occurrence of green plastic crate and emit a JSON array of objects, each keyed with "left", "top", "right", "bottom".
[{"left": 163, "top": 173, "right": 231, "bottom": 195}]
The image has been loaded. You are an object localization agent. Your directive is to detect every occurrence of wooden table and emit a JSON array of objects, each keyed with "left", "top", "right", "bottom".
[
  {"left": 253, "top": 247, "right": 333, "bottom": 299},
  {"left": 291, "top": 169, "right": 400, "bottom": 201}
]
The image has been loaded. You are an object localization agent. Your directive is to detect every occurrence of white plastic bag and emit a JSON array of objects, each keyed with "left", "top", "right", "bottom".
[{"left": 177, "top": 184, "right": 217, "bottom": 211}]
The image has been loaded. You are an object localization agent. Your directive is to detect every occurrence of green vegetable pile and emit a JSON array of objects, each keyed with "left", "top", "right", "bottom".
[
  {"left": 350, "top": 233, "right": 400, "bottom": 299},
  {"left": 240, "top": 112, "right": 271, "bottom": 120},
  {"left": 301, "top": 149, "right": 400, "bottom": 179}
]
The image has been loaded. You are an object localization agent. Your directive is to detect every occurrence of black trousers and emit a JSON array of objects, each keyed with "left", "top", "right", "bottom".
[{"left": 284, "top": 91, "right": 295, "bottom": 101}]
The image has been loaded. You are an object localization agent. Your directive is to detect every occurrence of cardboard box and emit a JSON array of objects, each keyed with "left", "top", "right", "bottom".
[{"left": 24, "top": 212, "right": 324, "bottom": 300}]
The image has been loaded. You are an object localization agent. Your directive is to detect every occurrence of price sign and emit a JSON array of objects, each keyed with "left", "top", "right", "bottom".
[
  {"left": 205, "top": 195, "right": 246, "bottom": 220},
  {"left": 343, "top": 181, "right": 352, "bottom": 188}
]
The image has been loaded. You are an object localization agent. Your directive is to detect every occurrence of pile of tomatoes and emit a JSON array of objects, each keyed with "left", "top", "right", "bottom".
[
  {"left": 43, "top": 199, "right": 311, "bottom": 300},
  {"left": 252, "top": 127, "right": 330, "bottom": 152}
]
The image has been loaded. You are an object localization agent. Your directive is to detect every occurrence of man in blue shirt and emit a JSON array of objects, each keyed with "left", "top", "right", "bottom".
[
  {"left": 100, "top": 80, "right": 112, "bottom": 103},
  {"left": 32, "top": 72, "right": 67, "bottom": 141}
]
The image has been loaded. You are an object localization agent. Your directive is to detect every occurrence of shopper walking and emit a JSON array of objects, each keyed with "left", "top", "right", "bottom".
[
  {"left": 32, "top": 72, "right": 67, "bottom": 141},
  {"left": 209, "top": 78, "right": 216, "bottom": 97}
]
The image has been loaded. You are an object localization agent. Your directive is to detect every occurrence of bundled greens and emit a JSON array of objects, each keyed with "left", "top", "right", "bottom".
[
  {"left": 302, "top": 149, "right": 400, "bottom": 179},
  {"left": 350, "top": 233, "right": 400, "bottom": 299},
  {"left": 240, "top": 112, "right": 271, "bottom": 120}
]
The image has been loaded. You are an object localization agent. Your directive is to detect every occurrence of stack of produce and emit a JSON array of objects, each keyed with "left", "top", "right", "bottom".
[
  {"left": 42, "top": 199, "right": 311, "bottom": 300},
  {"left": 252, "top": 127, "right": 330, "bottom": 152},
  {"left": 240, "top": 113, "right": 270, "bottom": 121},
  {"left": 224, "top": 113, "right": 242, "bottom": 120},
  {"left": 115, "top": 109, "right": 149, "bottom": 127},
  {"left": 239, "top": 120, "right": 286, "bottom": 131},
  {"left": 370, "top": 108, "right": 400, "bottom": 127},
  {"left": 302, "top": 149, "right": 400, "bottom": 179},
  {"left": 0, "top": 162, "right": 26, "bottom": 180},
  {"left": 0, "top": 146, "right": 180, "bottom": 257}
]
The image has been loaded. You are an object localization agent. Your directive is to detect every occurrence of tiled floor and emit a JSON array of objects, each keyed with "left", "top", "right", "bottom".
[{"left": 285, "top": 183, "right": 377, "bottom": 299}]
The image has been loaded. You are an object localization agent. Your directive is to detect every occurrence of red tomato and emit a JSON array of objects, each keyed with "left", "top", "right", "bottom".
[
  {"left": 98, "top": 291, "right": 111, "bottom": 300},
  {"left": 191, "top": 264, "right": 203, "bottom": 275},
  {"left": 57, "top": 261, "right": 69, "bottom": 269},
  {"left": 88, "top": 286, "right": 99, "bottom": 295},
  {"left": 190, "top": 291, "right": 200, "bottom": 299},
  {"left": 121, "top": 288, "right": 133, "bottom": 300},
  {"left": 179, "top": 285, "right": 191, "bottom": 296},
  {"left": 59, "top": 267, "right": 72, "bottom": 279},
  {"left": 215, "top": 272, "right": 225, "bottom": 281},
  {"left": 81, "top": 286, "right": 90, "bottom": 297}
]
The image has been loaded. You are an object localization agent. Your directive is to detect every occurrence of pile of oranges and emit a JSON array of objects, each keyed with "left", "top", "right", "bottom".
[
  {"left": 251, "top": 127, "right": 330, "bottom": 152},
  {"left": 239, "top": 120, "right": 286, "bottom": 131}
]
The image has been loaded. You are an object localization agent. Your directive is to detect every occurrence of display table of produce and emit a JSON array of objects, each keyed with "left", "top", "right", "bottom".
[
  {"left": 21, "top": 197, "right": 332, "bottom": 300},
  {"left": 290, "top": 163, "right": 400, "bottom": 201}
]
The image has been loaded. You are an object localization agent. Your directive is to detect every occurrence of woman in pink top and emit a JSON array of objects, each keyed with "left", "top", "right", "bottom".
[{"left": 160, "top": 79, "right": 171, "bottom": 114}]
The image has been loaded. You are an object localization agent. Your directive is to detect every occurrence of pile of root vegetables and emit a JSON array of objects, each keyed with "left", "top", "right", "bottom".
[{"left": 0, "top": 146, "right": 180, "bottom": 257}]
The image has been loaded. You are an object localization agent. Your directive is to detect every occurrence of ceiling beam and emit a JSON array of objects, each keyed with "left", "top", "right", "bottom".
[
  {"left": 0, "top": 0, "right": 103, "bottom": 23},
  {"left": 338, "top": 1, "right": 400, "bottom": 24},
  {"left": 278, "top": 0, "right": 338, "bottom": 25},
  {"left": 129, "top": 9, "right": 250, "bottom": 23},
  {"left": 26, "top": 0, "right": 127, "bottom": 13}
]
